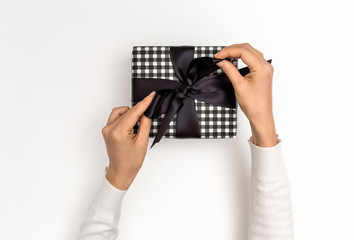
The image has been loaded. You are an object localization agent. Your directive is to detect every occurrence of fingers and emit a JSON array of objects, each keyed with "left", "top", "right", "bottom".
[
  {"left": 118, "top": 91, "right": 156, "bottom": 130},
  {"left": 216, "top": 60, "right": 244, "bottom": 88},
  {"left": 214, "top": 43, "right": 267, "bottom": 70},
  {"left": 136, "top": 114, "right": 152, "bottom": 143},
  {"left": 106, "top": 106, "right": 130, "bottom": 125}
]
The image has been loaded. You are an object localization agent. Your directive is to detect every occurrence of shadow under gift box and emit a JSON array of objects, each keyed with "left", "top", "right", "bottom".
[{"left": 131, "top": 46, "right": 238, "bottom": 141}]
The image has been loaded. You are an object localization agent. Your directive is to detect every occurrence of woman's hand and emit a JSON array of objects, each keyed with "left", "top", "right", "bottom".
[
  {"left": 101, "top": 91, "right": 156, "bottom": 190},
  {"left": 214, "top": 43, "right": 278, "bottom": 147}
]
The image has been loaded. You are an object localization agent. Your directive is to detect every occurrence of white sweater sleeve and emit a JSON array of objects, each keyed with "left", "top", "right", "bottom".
[
  {"left": 77, "top": 175, "right": 127, "bottom": 240},
  {"left": 247, "top": 137, "right": 294, "bottom": 240},
  {"left": 77, "top": 137, "right": 293, "bottom": 240}
]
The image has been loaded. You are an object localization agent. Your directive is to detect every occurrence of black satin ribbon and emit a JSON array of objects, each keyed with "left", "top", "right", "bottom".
[{"left": 132, "top": 46, "right": 272, "bottom": 149}]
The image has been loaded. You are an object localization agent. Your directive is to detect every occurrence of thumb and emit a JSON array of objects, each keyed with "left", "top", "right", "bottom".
[
  {"left": 216, "top": 60, "right": 244, "bottom": 88},
  {"left": 118, "top": 91, "right": 156, "bottom": 129},
  {"left": 136, "top": 114, "right": 152, "bottom": 144}
]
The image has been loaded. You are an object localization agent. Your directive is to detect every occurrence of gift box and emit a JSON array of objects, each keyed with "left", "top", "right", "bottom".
[{"left": 131, "top": 46, "right": 239, "bottom": 149}]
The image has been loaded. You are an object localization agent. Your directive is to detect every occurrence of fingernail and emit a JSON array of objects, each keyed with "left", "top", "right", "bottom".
[
  {"left": 214, "top": 52, "right": 220, "bottom": 58},
  {"left": 149, "top": 91, "right": 156, "bottom": 96},
  {"left": 216, "top": 61, "right": 224, "bottom": 68}
]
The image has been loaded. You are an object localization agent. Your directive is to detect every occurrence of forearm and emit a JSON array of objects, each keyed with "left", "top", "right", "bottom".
[
  {"left": 77, "top": 173, "right": 127, "bottom": 240},
  {"left": 247, "top": 137, "right": 294, "bottom": 240}
]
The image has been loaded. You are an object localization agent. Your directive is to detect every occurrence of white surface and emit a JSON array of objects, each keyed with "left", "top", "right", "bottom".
[{"left": 0, "top": 0, "right": 353, "bottom": 239}]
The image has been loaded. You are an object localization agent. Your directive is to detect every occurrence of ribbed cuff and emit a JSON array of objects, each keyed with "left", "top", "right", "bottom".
[
  {"left": 248, "top": 136, "right": 288, "bottom": 183},
  {"left": 91, "top": 173, "right": 127, "bottom": 217}
]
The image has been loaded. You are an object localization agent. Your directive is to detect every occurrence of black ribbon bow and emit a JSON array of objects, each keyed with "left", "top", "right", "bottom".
[{"left": 132, "top": 46, "right": 271, "bottom": 149}]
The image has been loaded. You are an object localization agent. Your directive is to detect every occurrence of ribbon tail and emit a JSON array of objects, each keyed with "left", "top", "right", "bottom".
[
  {"left": 237, "top": 59, "right": 272, "bottom": 76},
  {"left": 176, "top": 97, "right": 201, "bottom": 138},
  {"left": 149, "top": 93, "right": 185, "bottom": 149}
]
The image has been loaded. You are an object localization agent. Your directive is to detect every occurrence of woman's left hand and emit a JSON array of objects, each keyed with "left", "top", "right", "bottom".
[{"left": 101, "top": 91, "right": 156, "bottom": 190}]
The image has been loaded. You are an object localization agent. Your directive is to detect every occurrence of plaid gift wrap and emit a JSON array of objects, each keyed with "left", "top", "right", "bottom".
[{"left": 131, "top": 46, "right": 238, "bottom": 141}]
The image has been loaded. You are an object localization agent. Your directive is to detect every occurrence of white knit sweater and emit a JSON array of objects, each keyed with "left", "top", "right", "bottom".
[{"left": 77, "top": 137, "right": 294, "bottom": 240}]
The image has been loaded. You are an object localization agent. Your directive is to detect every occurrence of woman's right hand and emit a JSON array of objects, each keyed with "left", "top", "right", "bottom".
[{"left": 214, "top": 43, "right": 279, "bottom": 147}]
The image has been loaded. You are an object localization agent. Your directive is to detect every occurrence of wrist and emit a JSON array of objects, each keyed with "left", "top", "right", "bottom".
[
  {"left": 106, "top": 166, "right": 134, "bottom": 191},
  {"left": 249, "top": 115, "right": 278, "bottom": 147}
]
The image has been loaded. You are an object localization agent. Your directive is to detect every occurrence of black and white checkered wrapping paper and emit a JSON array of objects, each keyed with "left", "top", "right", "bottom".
[{"left": 131, "top": 46, "right": 238, "bottom": 139}]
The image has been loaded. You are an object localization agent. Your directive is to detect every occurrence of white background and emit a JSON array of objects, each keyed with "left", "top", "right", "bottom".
[{"left": 1, "top": 0, "right": 353, "bottom": 239}]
